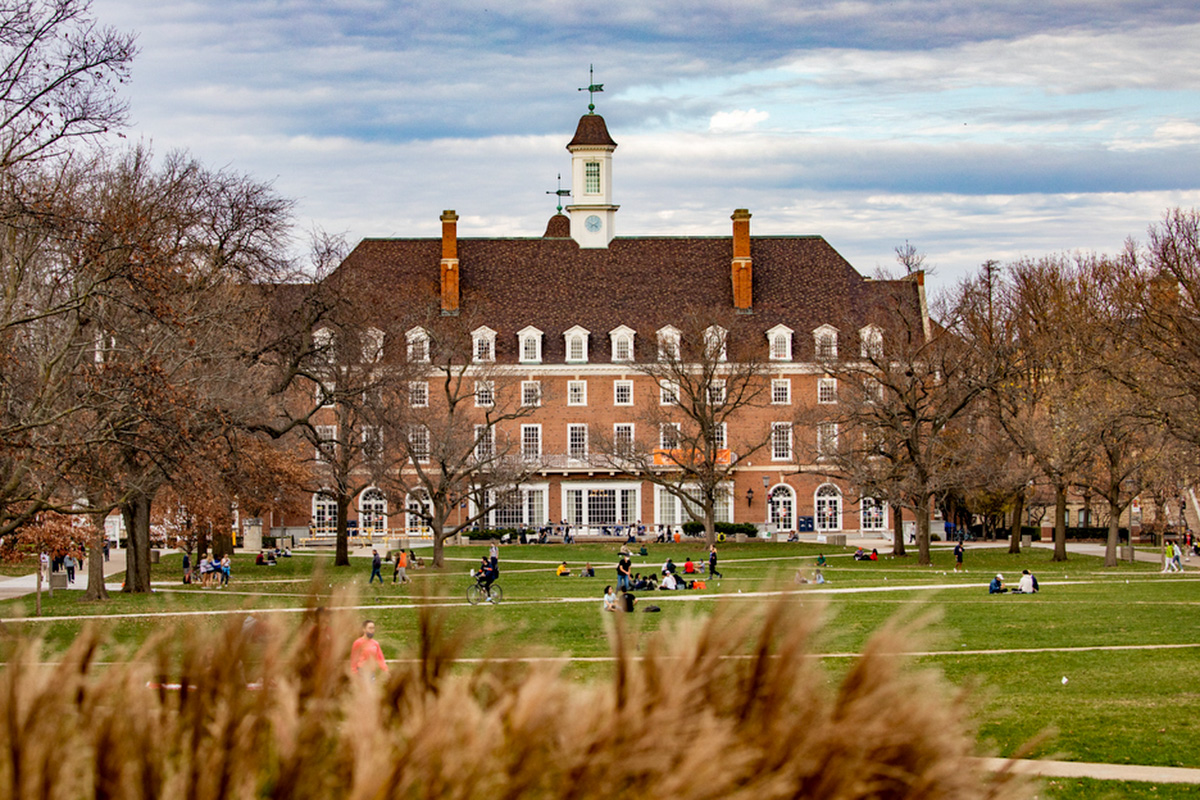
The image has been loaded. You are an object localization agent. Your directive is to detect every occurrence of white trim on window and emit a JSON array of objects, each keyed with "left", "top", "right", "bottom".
[
  {"left": 860, "top": 325, "right": 883, "bottom": 360},
  {"left": 521, "top": 380, "right": 542, "bottom": 407},
  {"left": 567, "top": 379, "right": 588, "bottom": 406},
  {"left": 656, "top": 326, "right": 681, "bottom": 361},
  {"left": 771, "top": 422, "right": 793, "bottom": 461},
  {"left": 766, "top": 324, "right": 793, "bottom": 361},
  {"left": 517, "top": 325, "right": 544, "bottom": 364},
  {"left": 704, "top": 325, "right": 728, "bottom": 362},
  {"left": 409, "top": 381, "right": 428, "bottom": 408},
  {"left": 660, "top": 380, "right": 679, "bottom": 406},
  {"left": 405, "top": 327, "right": 429, "bottom": 363},
  {"left": 815, "top": 484, "right": 843, "bottom": 532},
  {"left": 609, "top": 325, "right": 636, "bottom": 362},
  {"left": 771, "top": 378, "right": 791, "bottom": 405},
  {"left": 814, "top": 325, "right": 839, "bottom": 360},
  {"left": 567, "top": 423, "right": 589, "bottom": 461},
  {"left": 860, "top": 496, "right": 887, "bottom": 531},
  {"left": 817, "top": 377, "right": 837, "bottom": 404},
  {"left": 817, "top": 421, "right": 839, "bottom": 457},
  {"left": 475, "top": 380, "right": 495, "bottom": 407},
  {"left": 564, "top": 325, "right": 590, "bottom": 363},
  {"left": 614, "top": 422, "right": 635, "bottom": 454},
  {"left": 521, "top": 424, "right": 542, "bottom": 460},
  {"left": 614, "top": 379, "right": 633, "bottom": 406},
  {"left": 472, "top": 326, "right": 497, "bottom": 363}
]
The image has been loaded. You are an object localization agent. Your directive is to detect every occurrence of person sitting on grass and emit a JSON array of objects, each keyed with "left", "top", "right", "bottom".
[
  {"left": 815, "top": 569, "right": 826, "bottom": 584},
  {"left": 1016, "top": 569, "right": 1038, "bottom": 594},
  {"left": 853, "top": 548, "right": 870, "bottom": 562},
  {"left": 683, "top": 557, "right": 696, "bottom": 574},
  {"left": 816, "top": 553, "right": 826, "bottom": 566},
  {"left": 869, "top": 549, "right": 879, "bottom": 561},
  {"left": 661, "top": 573, "right": 684, "bottom": 590},
  {"left": 556, "top": 561, "right": 571, "bottom": 577},
  {"left": 989, "top": 573, "right": 1008, "bottom": 594},
  {"left": 580, "top": 563, "right": 595, "bottom": 578},
  {"left": 603, "top": 585, "right": 617, "bottom": 612},
  {"left": 662, "top": 558, "right": 677, "bottom": 576}
]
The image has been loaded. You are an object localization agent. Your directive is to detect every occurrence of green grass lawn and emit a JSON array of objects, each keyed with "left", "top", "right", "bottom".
[{"left": 2, "top": 539, "right": 1198, "bottom": 794}]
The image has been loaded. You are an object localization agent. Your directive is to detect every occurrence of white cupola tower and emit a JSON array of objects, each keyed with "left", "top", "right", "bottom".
[{"left": 565, "top": 109, "right": 619, "bottom": 248}]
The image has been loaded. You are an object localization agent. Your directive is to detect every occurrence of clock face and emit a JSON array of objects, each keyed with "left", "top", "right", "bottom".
[{"left": 585, "top": 215, "right": 602, "bottom": 233}]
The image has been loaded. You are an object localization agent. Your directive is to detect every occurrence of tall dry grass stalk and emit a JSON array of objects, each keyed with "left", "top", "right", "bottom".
[{"left": 0, "top": 593, "right": 1031, "bottom": 799}]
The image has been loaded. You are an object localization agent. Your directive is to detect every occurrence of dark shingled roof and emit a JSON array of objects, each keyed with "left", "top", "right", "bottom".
[
  {"left": 567, "top": 113, "right": 617, "bottom": 149},
  {"left": 338, "top": 234, "right": 922, "bottom": 364},
  {"left": 543, "top": 213, "right": 571, "bottom": 238}
]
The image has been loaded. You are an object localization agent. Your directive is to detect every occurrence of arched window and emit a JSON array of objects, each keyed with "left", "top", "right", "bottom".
[
  {"left": 860, "top": 325, "right": 883, "bottom": 360},
  {"left": 657, "top": 326, "right": 681, "bottom": 361},
  {"left": 860, "top": 496, "right": 887, "bottom": 531},
  {"left": 406, "top": 327, "right": 429, "bottom": 363},
  {"left": 472, "top": 327, "right": 496, "bottom": 363},
  {"left": 609, "top": 325, "right": 636, "bottom": 362},
  {"left": 766, "top": 324, "right": 793, "bottom": 361},
  {"left": 768, "top": 484, "right": 796, "bottom": 532},
  {"left": 564, "top": 325, "right": 590, "bottom": 363},
  {"left": 704, "top": 325, "right": 728, "bottom": 362},
  {"left": 312, "top": 493, "right": 338, "bottom": 536},
  {"left": 518, "top": 326, "right": 543, "bottom": 363},
  {"left": 813, "top": 325, "right": 839, "bottom": 360},
  {"left": 361, "top": 327, "right": 384, "bottom": 363},
  {"left": 815, "top": 484, "right": 843, "bottom": 532},
  {"left": 406, "top": 491, "right": 432, "bottom": 538},
  {"left": 359, "top": 488, "right": 388, "bottom": 537}
]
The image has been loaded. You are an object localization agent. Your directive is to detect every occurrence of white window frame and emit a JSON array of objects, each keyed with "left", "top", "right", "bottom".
[
  {"left": 614, "top": 423, "right": 635, "bottom": 454},
  {"left": 405, "top": 327, "right": 429, "bottom": 363},
  {"left": 313, "top": 327, "right": 335, "bottom": 364},
  {"left": 861, "top": 497, "right": 887, "bottom": 531},
  {"left": 817, "top": 421, "right": 839, "bottom": 457},
  {"left": 359, "top": 488, "right": 388, "bottom": 536},
  {"left": 585, "top": 161, "right": 601, "bottom": 194},
  {"left": 315, "top": 425, "right": 338, "bottom": 462},
  {"left": 521, "top": 380, "right": 542, "bottom": 407},
  {"left": 361, "top": 425, "right": 383, "bottom": 460},
  {"left": 771, "top": 422, "right": 793, "bottom": 461},
  {"left": 766, "top": 324, "right": 793, "bottom": 361},
  {"left": 567, "top": 423, "right": 589, "bottom": 461},
  {"left": 485, "top": 484, "right": 550, "bottom": 529},
  {"left": 771, "top": 378, "right": 791, "bottom": 405},
  {"left": 860, "top": 325, "right": 884, "bottom": 360},
  {"left": 613, "top": 379, "right": 634, "bottom": 406},
  {"left": 312, "top": 493, "right": 338, "bottom": 533},
  {"left": 767, "top": 484, "right": 796, "bottom": 532},
  {"left": 659, "top": 422, "right": 682, "bottom": 451},
  {"left": 656, "top": 484, "right": 734, "bottom": 528},
  {"left": 521, "top": 424, "right": 542, "bottom": 461},
  {"left": 660, "top": 380, "right": 679, "bottom": 406},
  {"left": 564, "top": 325, "right": 590, "bottom": 364},
  {"left": 657, "top": 326, "right": 681, "bottom": 362},
  {"left": 475, "top": 380, "right": 495, "bottom": 407},
  {"left": 408, "top": 425, "right": 430, "bottom": 463},
  {"left": 704, "top": 325, "right": 728, "bottom": 362},
  {"left": 409, "top": 381, "right": 428, "bottom": 408},
  {"left": 707, "top": 380, "right": 726, "bottom": 408},
  {"left": 711, "top": 421, "right": 727, "bottom": 451},
  {"left": 517, "top": 326, "right": 543, "bottom": 364},
  {"left": 472, "top": 326, "right": 496, "bottom": 363},
  {"left": 814, "top": 325, "right": 839, "bottom": 360},
  {"left": 818, "top": 377, "right": 837, "bottom": 404},
  {"left": 474, "top": 424, "right": 495, "bottom": 461},
  {"left": 563, "top": 481, "right": 642, "bottom": 529},
  {"left": 567, "top": 379, "right": 588, "bottom": 406},
  {"left": 609, "top": 325, "right": 636, "bottom": 363},
  {"left": 361, "top": 327, "right": 384, "bottom": 363},
  {"left": 815, "top": 484, "right": 843, "bottom": 532}
]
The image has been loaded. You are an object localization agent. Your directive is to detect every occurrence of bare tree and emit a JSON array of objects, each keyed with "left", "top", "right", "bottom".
[{"left": 592, "top": 310, "right": 769, "bottom": 546}]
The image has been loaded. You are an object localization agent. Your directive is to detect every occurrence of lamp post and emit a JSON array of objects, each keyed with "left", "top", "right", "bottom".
[{"left": 762, "top": 475, "right": 771, "bottom": 532}]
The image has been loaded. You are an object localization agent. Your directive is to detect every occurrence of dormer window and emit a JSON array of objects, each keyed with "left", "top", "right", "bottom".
[
  {"left": 564, "top": 325, "right": 590, "bottom": 363},
  {"left": 313, "top": 327, "right": 335, "bottom": 364},
  {"left": 657, "top": 326, "right": 681, "bottom": 362},
  {"left": 813, "top": 325, "right": 839, "bottom": 360},
  {"left": 609, "top": 325, "right": 636, "bottom": 362},
  {"left": 517, "top": 326, "right": 543, "bottom": 364},
  {"left": 362, "top": 327, "right": 384, "bottom": 363},
  {"left": 860, "top": 325, "right": 883, "bottom": 360},
  {"left": 406, "top": 327, "right": 429, "bottom": 363},
  {"left": 472, "top": 326, "right": 496, "bottom": 363},
  {"left": 766, "top": 324, "right": 793, "bottom": 361},
  {"left": 704, "top": 325, "right": 727, "bottom": 362}
]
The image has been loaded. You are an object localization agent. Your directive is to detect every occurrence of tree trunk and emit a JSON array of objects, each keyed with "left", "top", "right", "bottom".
[
  {"left": 85, "top": 513, "right": 109, "bottom": 601},
  {"left": 891, "top": 502, "right": 906, "bottom": 557},
  {"left": 431, "top": 520, "right": 446, "bottom": 568},
  {"left": 1104, "top": 493, "right": 1120, "bottom": 568},
  {"left": 122, "top": 492, "right": 153, "bottom": 592},
  {"left": 212, "top": 529, "right": 234, "bottom": 559},
  {"left": 704, "top": 504, "right": 717, "bottom": 547},
  {"left": 1008, "top": 492, "right": 1025, "bottom": 554},
  {"left": 1053, "top": 483, "right": 1068, "bottom": 562},
  {"left": 916, "top": 496, "right": 932, "bottom": 566},
  {"left": 35, "top": 557, "right": 42, "bottom": 617},
  {"left": 334, "top": 495, "right": 351, "bottom": 567}
]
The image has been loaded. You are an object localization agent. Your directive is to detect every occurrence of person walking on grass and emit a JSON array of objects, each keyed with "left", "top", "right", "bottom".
[
  {"left": 369, "top": 549, "right": 383, "bottom": 584},
  {"left": 393, "top": 549, "right": 410, "bottom": 584},
  {"left": 708, "top": 544, "right": 722, "bottom": 579},
  {"left": 953, "top": 541, "right": 964, "bottom": 572},
  {"left": 350, "top": 620, "right": 388, "bottom": 678}
]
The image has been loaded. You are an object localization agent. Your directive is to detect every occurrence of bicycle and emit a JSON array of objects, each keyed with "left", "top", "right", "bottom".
[{"left": 467, "top": 577, "right": 503, "bottom": 605}]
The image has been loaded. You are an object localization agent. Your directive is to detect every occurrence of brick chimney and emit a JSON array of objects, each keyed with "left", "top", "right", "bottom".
[
  {"left": 440, "top": 210, "right": 459, "bottom": 314},
  {"left": 731, "top": 209, "right": 752, "bottom": 311}
]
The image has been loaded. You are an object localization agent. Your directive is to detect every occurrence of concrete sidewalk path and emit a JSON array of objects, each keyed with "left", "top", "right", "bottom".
[
  {"left": 0, "top": 549, "right": 127, "bottom": 600},
  {"left": 979, "top": 756, "right": 1200, "bottom": 784}
]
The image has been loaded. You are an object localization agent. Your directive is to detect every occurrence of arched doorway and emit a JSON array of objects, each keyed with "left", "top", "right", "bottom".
[
  {"left": 359, "top": 488, "right": 388, "bottom": 538},
  {"left": 815, "top": 484, "right": 843, "bottom": 532},
  {"left": 406, "top": 491, "right": 432, "bottom": 538},
  {"left": 768, "top": 484, "right": 795, "bottom": 532}
]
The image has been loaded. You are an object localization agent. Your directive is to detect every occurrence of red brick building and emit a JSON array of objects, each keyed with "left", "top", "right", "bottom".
[{"left": 291, "top": 107, "right": 928, "bottom": 541}]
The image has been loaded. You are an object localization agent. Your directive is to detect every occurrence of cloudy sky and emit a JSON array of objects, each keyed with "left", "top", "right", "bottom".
[{"left": 91, "top": 0, "right": 1200, "bottom": 292}]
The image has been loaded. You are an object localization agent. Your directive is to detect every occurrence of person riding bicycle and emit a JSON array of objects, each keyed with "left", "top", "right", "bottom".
[{"left": 476, "top": 555, "right": 499, "bottom": 592}]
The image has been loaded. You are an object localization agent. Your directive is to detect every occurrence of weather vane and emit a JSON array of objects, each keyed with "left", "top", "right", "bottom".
[
  {"left": 578, "top": 64, "right": 603, "bottom": 113},
  {"left": 546, "top": 173, "right": 571, "bottom": 213}
]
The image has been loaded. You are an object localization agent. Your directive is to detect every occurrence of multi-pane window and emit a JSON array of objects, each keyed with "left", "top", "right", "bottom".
[
  {"left": 568, "top": 424, "right": 588, "bottom": 460},
  {"left": 817, "top": 421, "right": 839, "bottom": 456},
  {"left": 711, "top": 422, "right": 727, "bottom": 451},
  {"left": 359, "top": 488, "right": 387, "bottom": 536},
  {"left": 771, "top": 379, "right": 791, "bottom": 405},
  {"left": 816, "top": 484, "right": 842, "bottom": 531},
  {"left": 521, "top": 424, "right": 542, "bottom": 460},
  {"left": 520, "top": 333, "right": 541, "bottom": 362},
  {"left": 361, "top": 328, "right": 384, "bottom": 363},
  {"left": 707, "top": 380, "right": 726, "bottom": 407},
  {"left": 489, "top": 487, "right": 547, "bottom": 528},
  {"left": 475, "top": 380, "right": 494, "bottom": 407},
  {"left": 313, "top": 495, "right": 338, "bottom": 532},
  {"left": 704, "top": 325, "right": 727, "bottom": 362},
  {"left": 864, "top": 376, "right": 883, "bottom": 403},
  {"left": 406, "top": 329, "right": 429, "bottom": 362},
  {"left": 522, "top": 380, "right": 542, "bottom": 407},
  {"left": 818, "top": 378, "right": 837, "bottom": 404},
  {"left": 316, "top": 379, "right": 335, "bottom": 408},
  {"left": 657, "top": 328, "right": 680, "bottom": 361},
  {"left": 474, "top": 425, "right": 495, "bottom": 461},
  {"left": 860, "top": 326, "right": 884, "bottom": 360},
  {"left": 568, "top": 334, "right": 587, "bottom": 362},
  {"left": 771, "top": 422, "right": 793, "bottom": 461},
  {"left": 769, "top": 330, "right": 792, "bottom": 361},
  {"left": 814, "top": 327, "right": 838, "bottom": 359},
  {"left": 409, "top": 381, "right": 428, "bottom": 407},
  {"left": 409, "top": 425, "right": 430, "bottom": 462},
  {"left": 659, "top": 423, "right": 681, "bottom": 450},
  {"left": 861, "top": 497, "right": 886, "bottom": 531},
  {"left": 614, "top": 380, "right": 633, "bottom": 406},
  {"left": 472, "top": 329, "right": 495, "bottom": 362},
  {"left": 585, "top": 161, "right": 600, "bottom": 194},
  {"left": 568, "top": 380, "right": 587, "bottom": 406},
  {"left": 315, "top": 425, "right": 337, "bottom": 462},
  {"left": 614, "top": 423, "right": 635, "bottom": 454},
  {"left": 362, "top": 426, "right": 383, "bottom": 460},
  {"left": 565, "top": 485, "right": 639, "bottom": 527},
  {"left": 613, "top": 335, "right": 632, "bottom": 361},
  {"left": 660, "top": 381, "right": 679, "bottom": 405}
]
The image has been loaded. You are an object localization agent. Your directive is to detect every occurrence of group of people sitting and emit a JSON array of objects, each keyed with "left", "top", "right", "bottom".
[
  {"left": 254, "top": 547, "right": 291, "bottom": 566},
  {"left": 853, "top": 548, "right": 879, "bottom": 562},
  {"left": 556, "top": 561, "right": 595, "bottom": 577},
  {"left": 656, "top": 557, "right": 705, "bottom": 590},
  {"left": 989, "top": 570, "right": 1039, "bottom": 594}
]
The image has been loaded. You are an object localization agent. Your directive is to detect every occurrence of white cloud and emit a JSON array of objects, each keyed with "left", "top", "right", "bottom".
[{"left": 708, "top": 109, "right": 769, "bottom": 133}]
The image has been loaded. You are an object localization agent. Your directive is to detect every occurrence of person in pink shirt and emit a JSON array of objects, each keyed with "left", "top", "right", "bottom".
[{"left": 350, "top": 620, "right": 388, "bottom": 677}]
